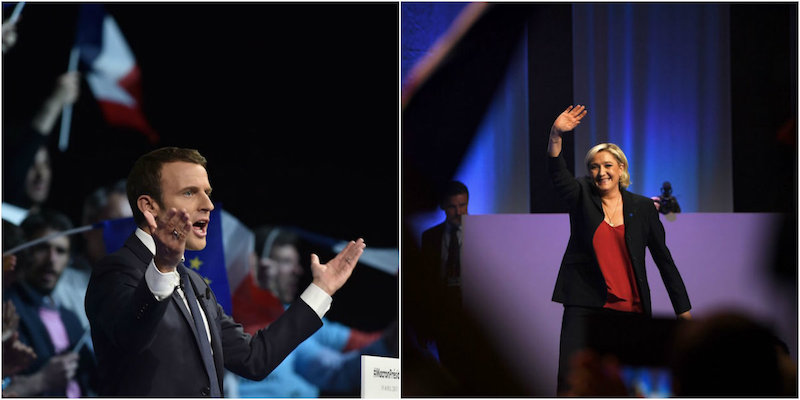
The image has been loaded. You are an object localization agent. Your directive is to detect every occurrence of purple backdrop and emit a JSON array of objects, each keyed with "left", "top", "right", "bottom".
[{"left": 461, "top": 213, "right": 796, "bottom": 396}]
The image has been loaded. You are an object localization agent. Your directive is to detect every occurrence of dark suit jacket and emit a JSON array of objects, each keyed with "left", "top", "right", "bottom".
[
  {"left": 5, "top": 283, "right": 95, "bottom": 396},
  {"left": 547, "top": 153, "right": 691, "bottom": 316},
  {"left": 85, "top": 233, "right": 322, "bottom": 397},
  {"left": 420, "top": 222, "right": 446, "bottom": 279}
]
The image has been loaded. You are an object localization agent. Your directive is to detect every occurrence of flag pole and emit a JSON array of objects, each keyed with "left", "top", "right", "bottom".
[
  {"left": 8, "top": 2, "right": 25, "bottom": 24},
  {"left": 58, "top": 46, "right": 80, "bottom": 152},
  {"left": 2, "top": 224, "right": 96, "bottom": 257}
]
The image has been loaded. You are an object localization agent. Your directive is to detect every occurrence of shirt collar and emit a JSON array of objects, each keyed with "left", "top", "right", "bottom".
[
  {"left": 135, "top": 227, "right": 185, "bottom": 263},
  {"left": 446, "top": 222, "right": 461, "bottom": 233},
  {"left": 16, "top": 281, "right": 53, "bottom": 309}
]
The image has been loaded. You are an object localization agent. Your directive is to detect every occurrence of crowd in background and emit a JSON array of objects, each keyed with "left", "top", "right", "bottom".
[{"left": 1, "top": 17, "right": 397, "bottom": 398}]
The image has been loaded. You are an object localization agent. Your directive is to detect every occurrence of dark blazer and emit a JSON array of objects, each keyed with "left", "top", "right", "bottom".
[
  {"left": 85, "top": 233, "right": 322, "bottom": 397},
  {"left": 5, "top": 283, "right": 96, "bottom": 396},
  {"left": 420, "top": 222, "right": 446, "bottom": 277},
  {"left": 547, "top": 153, "right": 691, "bottom": 316}
]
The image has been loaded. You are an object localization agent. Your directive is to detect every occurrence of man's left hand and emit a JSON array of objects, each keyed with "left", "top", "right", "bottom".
[{"left": 311, "top": 238, "right": 366, "bottom": 296}]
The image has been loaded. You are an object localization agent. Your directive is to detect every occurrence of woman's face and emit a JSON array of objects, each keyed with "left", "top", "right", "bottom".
[{"left": 589, "top": 150, "right": 624, "bottom": 195}]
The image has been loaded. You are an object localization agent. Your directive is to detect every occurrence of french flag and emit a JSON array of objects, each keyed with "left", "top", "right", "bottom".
[{"left": 75, "top": 5, "right": 158, "bottom": 144}]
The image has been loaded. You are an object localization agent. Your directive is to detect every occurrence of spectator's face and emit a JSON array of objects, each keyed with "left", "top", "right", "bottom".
[
  {"left": 442, "top": 193, "right": 469, "bottom": 226},
  {"left": 26, "top": 228, "right": 70, "bottom": 294},
  {"left": 262, "top": 244, "right": 302, "bottom": 303},
  {"left": 155, "top": 162, "right": 214, "bottom": 251},
  {"left": 24, "top": 147, "right": 51, "bottom": 204}
]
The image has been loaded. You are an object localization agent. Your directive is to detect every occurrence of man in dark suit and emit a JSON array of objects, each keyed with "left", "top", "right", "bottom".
[
  {"left": 418, "top": 181, "right": 468, "bottom": 369},
  {"left": 85, "top": 147, "right": 365, "bottom": 397},
  {"left": 421, "top": 180, "right": 468, "bottom": 293},
  {"left": 5, "top": 209, "right": 95, "bottom": 397}
]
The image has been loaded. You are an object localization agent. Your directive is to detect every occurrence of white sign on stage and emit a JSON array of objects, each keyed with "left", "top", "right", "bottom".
[{"left": 361, "top": 355, "right": 399, "bottom": 398}]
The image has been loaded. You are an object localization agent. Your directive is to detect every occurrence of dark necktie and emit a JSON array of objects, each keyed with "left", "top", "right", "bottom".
[
  {"left": 182, "top": 273, "right": 221, "bottom": 397},
  {"left": 446, "top": 226, "right": 460, "bottom": 280}
]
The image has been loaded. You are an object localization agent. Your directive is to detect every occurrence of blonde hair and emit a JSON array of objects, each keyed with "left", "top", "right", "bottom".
[{"left": 584, "top": 143, "right": 631, "bottom": 189}]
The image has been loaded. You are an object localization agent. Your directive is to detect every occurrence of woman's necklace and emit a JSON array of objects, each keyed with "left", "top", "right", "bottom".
[{"left": 603, "top": 195, "right": 621, "bottom": 227}]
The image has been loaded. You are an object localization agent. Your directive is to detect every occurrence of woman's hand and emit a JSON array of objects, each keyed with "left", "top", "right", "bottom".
[
  {"left": 552, "top": 104, "right": 588, "bottom": 135},
  {"left": 548, "top": 105, "right": 588, "bottom": 157}
]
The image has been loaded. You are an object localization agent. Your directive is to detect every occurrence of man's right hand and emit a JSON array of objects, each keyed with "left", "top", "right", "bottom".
[{"left": 144, "top": 208, "right": 192, "bottom": 273}]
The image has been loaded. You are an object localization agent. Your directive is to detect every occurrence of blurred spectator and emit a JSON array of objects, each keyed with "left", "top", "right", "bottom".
[
  {"left": 52, "top": 179, "right": 131, "bottom": 332},
  {"left": 560, "top": 311, "right": 797, "bottom": 397},
  {"left": 3, "top": 220, "right": 25, "bottom": 289},
  {"left": 2, "top": 20, "right": 18, "bottom": 53},
  {"left": 2, "top": 220, "right": 36, "bottom": 389},
  {"left": 3, "top": 72, "right": 79, "bottom": 221},
  {"left": 563, "top": 349, "right": 628, "bottom": 397},
  {"left": 3, "top": 300, "right": 37, "bottom": 379},
  {"left": 670, "top": 311, "right": 791, "bottom": 397},
  {"left": 3, "top": 209, "right": 95, "bottom": 397},
  {"left": 235, "top": 226, "right": 397, "bottom": 398}
]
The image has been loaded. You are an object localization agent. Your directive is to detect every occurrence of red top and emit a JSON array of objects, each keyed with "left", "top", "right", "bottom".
[{"left": 593, "top": 222, "right": 643, "bottom": 313}]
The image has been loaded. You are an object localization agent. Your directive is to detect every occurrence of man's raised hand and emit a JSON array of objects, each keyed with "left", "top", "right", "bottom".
[
  {"left": 310, "top": 238, "right": 366, "bottom": 296},
  {"left": 144, "top": 208, "right": 191, "bottom": 272}
]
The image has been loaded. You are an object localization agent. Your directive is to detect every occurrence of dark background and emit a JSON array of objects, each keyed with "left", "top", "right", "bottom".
[
  {"left": 3, "top": 3, "right": 398, "bottom": 247},
  {"left": 2, "top": 3, "right": 398, "bottom": 330}
]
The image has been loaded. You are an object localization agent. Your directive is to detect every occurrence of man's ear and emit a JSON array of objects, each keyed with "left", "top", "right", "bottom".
[{"left": 137, "top": 195, "right": 159, "bottom": 218}]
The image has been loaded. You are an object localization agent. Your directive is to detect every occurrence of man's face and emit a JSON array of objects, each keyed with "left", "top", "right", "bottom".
[
  {"left": 442, "top": 193, "right": 469, "bottom": 226},
  {"left": 257, "top": 244, "right": 302, "bottom": 304},
  {"left": 26, "top": 228, "right": 70, "bottom": 294},
  {"left": 24, "top": 147, "right": 51, "bottom": 204},
  {"left": 154, "top": 162, "right": 214, "bottom": 251}
]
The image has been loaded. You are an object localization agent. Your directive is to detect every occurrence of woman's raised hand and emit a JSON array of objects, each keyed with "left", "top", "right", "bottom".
[
  {"left": 552, "top": 105, "right": 588, "bottom": 135},
  {"left": 548, "top": 105, "right": 588, "bottom": 157}
]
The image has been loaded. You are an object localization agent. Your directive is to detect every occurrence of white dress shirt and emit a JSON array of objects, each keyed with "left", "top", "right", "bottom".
[{"left": 136, "top": 228, "right": 331, "bottom": 347}]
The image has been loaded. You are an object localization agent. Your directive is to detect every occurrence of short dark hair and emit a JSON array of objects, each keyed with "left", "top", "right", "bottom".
[
  {"left": 83, "top": 179, "right": 128, "bottom": 225},
  {"left": 439, "top": 180, "right": 469, "bottom": 207},
  {"left": 127, "top": 147, "right": 207, "bottom": 226},
  {"left": 20, "top": 208, "right": 74, "bottom": 242},
  {"left": 3, "top": 219, "right": 25, "bottom": 252}
]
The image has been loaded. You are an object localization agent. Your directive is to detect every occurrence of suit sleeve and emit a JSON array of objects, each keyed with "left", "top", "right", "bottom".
[
  {"left": 547, "top": 153, "right": 581, "bottom": 208},
  {"left": 645, "top": 202, "right": 691, "bottom": 314},
  {"left": 85, "top": 254, "right": 172, "bottom": 354},
  {"left": 215, "top": 287, "right": 322, "bottom": 381}
]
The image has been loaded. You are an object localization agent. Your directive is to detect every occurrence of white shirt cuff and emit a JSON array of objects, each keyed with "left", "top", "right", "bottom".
[
  {"left": 299, "top": 283, "right": 332, "bottom": 319},
  {"left": 145, "top": 261, "right": 180, "bottom": 301}
]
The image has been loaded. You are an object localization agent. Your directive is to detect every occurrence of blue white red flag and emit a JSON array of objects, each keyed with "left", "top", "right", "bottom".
[
  {"left": 100, "top": 206, "right": 232, "bottom": 314},
  {"left": 75, "top": 4, "right": 158, "bottom": 144}
]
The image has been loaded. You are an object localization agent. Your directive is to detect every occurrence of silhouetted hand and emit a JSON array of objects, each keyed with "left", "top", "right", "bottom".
[
  {"left": 3, "top": 255, "right": 17, "bottom": 289},
  {"left": 565, "top": 349, "right": 628, "bottom": 397},
  {"left": 3, "top": 331, "right": 36, "bottom": 377}
]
